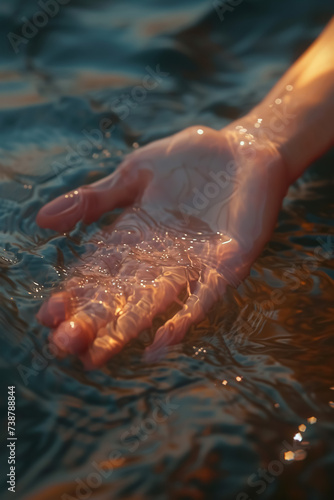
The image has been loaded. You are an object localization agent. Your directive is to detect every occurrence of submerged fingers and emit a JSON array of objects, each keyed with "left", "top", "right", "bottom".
[
  {"left": 37, "top": 246, "right": 225, "bottom": 368},
  {"left": 145, "top": 269, "right": 226, "bottom": 360},
  {"left": 79, "top": 268, "right": 188, "bottom": 369}
]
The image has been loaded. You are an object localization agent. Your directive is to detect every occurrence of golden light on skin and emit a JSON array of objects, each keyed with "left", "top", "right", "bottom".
[
  {"left": 298, "top": 424, "right": 307, "bottom": 432},
  {"left": 286, "top": 84, "right": 293, "bottom": 91},
  {"left": 307, "top": 416, "right": 317, "bottom": 424},
  {"left": 197, "top": 128, "right": 204, "bottom": 135},
  {"left": 275, "top": 98, "right": 282, "bottom": 104}
]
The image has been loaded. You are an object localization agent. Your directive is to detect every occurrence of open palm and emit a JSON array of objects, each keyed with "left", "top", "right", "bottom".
[{"left": 37, "top": 124, "right": 287, "bottom": 369}]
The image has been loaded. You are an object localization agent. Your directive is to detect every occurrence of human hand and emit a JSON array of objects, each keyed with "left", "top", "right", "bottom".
[{"left": 36, "top": 123, "right": 288, "bottom": 369}]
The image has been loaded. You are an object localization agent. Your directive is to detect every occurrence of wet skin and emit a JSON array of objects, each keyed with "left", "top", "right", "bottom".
[{"left": 36, "top": 124, "right": 288, "bottom": 369}]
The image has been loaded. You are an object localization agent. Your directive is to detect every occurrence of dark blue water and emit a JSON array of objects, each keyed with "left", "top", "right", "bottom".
[{"left": 0, "top": 1, "right": 333, "bottom": 499}]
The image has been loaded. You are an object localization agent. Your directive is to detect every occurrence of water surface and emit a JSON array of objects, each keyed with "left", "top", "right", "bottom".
[{"left": 0, "top": 1, "right": 333, "bottom": 499}]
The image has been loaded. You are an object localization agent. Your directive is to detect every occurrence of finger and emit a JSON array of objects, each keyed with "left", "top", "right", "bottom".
[
  {"left": 78, "top": 334, "right": 123, "bottom": 370},
  {"left": 78, "top": 296, "right": 162, "bottom": 370},
  {"left": 36, "top": 291, "right": 72, "bottom": 328},
  {"left": 51, "top": 293, "right": 120, "bottom": 355},
  {"left": 112, "top": 266, "right": 188, "bottom": 337},
  {"left": 79, "top": 267, "right": 188, "bottom": 369},
  {"left": 52, "top": 313, "right": 96, "bottom": 355},
  {"left": 145, "top": 269, "right": 226, "bottom": 360},
  {"left": 36, "top": 280, "right": 96, "bottom": 328},
  {"left": 36, "top": 157, "right": 152, "bottom": 232}
]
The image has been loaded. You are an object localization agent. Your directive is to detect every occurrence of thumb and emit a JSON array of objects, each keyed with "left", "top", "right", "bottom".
[{"left": 36, "top": 157, "right": 152, "bottom": 232}]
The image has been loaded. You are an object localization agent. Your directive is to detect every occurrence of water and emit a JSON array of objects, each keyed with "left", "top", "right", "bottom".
[{"left": 0, "top": 0, "right": 333, "bottom": 499}]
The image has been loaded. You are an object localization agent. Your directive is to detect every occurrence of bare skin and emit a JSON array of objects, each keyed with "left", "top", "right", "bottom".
[{"left": 36, "top": 19, "right": 334, "bottom": 369}]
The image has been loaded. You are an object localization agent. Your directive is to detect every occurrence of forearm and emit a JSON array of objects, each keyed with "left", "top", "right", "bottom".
[{"left": 231, "top": 18, "right": 334, "bottom": 185}]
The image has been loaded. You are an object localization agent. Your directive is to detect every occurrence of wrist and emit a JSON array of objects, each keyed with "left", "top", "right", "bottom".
[
  {"left": 239, "top": 95, "right": 332, "bottom": 186},
  {"left": 223, "top": 112, "right": 290, "bottom": 192}
]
